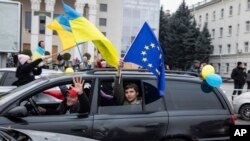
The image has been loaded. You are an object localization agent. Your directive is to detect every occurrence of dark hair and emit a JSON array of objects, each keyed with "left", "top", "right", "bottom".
[
  {"left": 38, "top": 40, "right": 44, "bottom": 47},
  {"left": 237, "top": 61, "right": 242, "bottom": 66},
  {"left": 248, "top": 70, "right": 250, "bottom": 73},
  {"left": 125, "top": 83, "right": 139, "bottom": 93}
]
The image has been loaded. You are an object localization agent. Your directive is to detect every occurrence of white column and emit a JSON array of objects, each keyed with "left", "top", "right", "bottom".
[
  {"left": 85, "top": 0, "right": 97, "bottom": 62},
  {"left": 30, "top": 0, "right": 41, "bottom": 54},
  {"left": 45, "top": 0, "right": 56, "bottom": 55},
  {"left": 74, "top": 0, "right": 85, "bottom": 61}
]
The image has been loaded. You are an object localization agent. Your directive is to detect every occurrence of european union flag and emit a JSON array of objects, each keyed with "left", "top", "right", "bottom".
[{"left": 124, "top": 22, "right": 166, "bottom": 96}]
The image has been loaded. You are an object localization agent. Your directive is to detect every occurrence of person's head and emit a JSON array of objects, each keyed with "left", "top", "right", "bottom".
[
  {"left": 18, "top": 54, "right": 32, "bottom": 65},
  {"left": 193, "top": 60, "right": 200, "bottom": 68},
  {"left": 83, "top": 56, "right": 88, "bottom": 62},
  {"left": 66, "top": 89, "right": 78, "bottom": 106},
  {"left": 38, "top": 40, "right": 45, "bottom": 48},
  {"left": 237, "top": 61, "right": 243, "bottom": 68},
  {"left": 124, "top": 83, "right": 139, "bottom": 103},
  {"left": 100, "top": 60, "right": 107, "bottom": 68}
]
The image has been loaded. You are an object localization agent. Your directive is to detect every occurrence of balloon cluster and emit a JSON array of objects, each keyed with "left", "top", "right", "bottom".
[{"left": 201, "top": 65, "right": 222, "bottom": 92}]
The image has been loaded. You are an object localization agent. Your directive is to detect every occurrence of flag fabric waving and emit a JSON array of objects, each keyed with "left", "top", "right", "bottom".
[
  {"left": 62, "top": 1, "right": 119, "bottom": 68},
  {"left": 33, "top": 46, "right": 45, "bottom": 60},
  {"left": 124, "top": 22, "right": 166, "bottom": 96},
  {"left": 47, "top": 16, "right": 76, "bottom": 51}
]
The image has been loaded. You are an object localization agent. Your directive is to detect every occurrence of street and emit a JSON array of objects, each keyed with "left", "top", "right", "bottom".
[{"left": 221, "top": 82, "right": 250, "bottom": 125}]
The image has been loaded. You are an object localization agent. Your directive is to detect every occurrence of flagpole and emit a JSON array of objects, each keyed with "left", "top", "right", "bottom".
[{"left": 76, "top": 43, "right": 84, "bottom": 63}]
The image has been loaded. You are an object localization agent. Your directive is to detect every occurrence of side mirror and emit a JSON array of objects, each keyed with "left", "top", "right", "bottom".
[{"left": 6, "top": 106, "right": 28, "bottom": 117}]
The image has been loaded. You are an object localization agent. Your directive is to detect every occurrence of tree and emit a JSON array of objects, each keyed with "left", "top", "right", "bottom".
[
  {"left": 22, "top": 49, "right": 32, "bottom": 57},
  {"left": 195, "top": 22, "right": 213, "bottom": 63}
]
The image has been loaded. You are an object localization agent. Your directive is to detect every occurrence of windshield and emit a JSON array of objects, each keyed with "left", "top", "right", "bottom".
[{"left": 0, "top": 79, "right": 48, "bottom": 106}]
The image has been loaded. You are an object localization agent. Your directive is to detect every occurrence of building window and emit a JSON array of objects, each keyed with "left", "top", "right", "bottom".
[
  {"left": 212, "top": 29, "right": 215, "bottom": 38},
  {"left": 227, "top": 44, "right": 231, "bottom": 54},
  {"left": 199, "top": 15, "right": 202, "bottom": 24},
  {"left": 100, "top": 4, "right": 107, "bottom": 12},
  {"left": 238, "top": 4, "right": 241, "bottom": 14},
  {"left": 218, "top": 63, "right": 221, "bottom": 73},
  {"left": 205, "top": 13, "right": 208, "bottom": 22},
  {"left": 236, "top": 43, "right": 239, "bottom": 53},
  {"left": 25, "top": 12, "right": 31, "bottom": 33},
  {"left": 102, "top": 32, "right": 106, "bottom": 36},
  {"left": 39, "top": 16, "right": 46, "bottom": 34},
  {"left": 229, "top": 6, "right": 233, "bottom": 16},
  {"left": 213, "top": 11, "right": 216, "bottom": 20},
  {"left": 228, "top": 26, "right": 232, "bottom": 36},
  {"left": 246, "top": 21, "right": 250, "bottom": 32},
  {"left": 248, "top": 0, "right": 250, "bottom": 10},
  {"left": 245, "top": 42, "right": 249, "bottom": 52},
  {"left": 226, "top": 63, "right": 229, "bottom": 73},
  {"left": 221, "top": 8, "right": 224, "bottom": 18},
  {"left": 244, "top": 63, "right": 247, "bottom": 68},
  {"left": 219, "top": 45, "right": 222, "bottom": 54},
  {"left": 99, "top": 18, "right": 107, "bottom": 26},
  {"left": 220, "top": 27, "right": 223, "bottom": 37},
  {"left": 237, "top": 24, "right": 240, "bottom": 35}
]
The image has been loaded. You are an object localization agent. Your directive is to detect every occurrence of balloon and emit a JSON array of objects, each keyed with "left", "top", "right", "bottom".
[
  {"left": 201, "top": 80, "right": 213, "bottom": 93},
  {"left": 205, "top": 74, "right": 222, "bottom": 88},
  {"left": 65, "top": 67, "right": 74, "bottom": 73},
  {"left": 201, "top": 65, "right": 215, "bottom": 80}
]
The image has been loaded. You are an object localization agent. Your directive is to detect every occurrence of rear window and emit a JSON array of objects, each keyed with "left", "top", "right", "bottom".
[{"left": 165, "top": 80, "right": 224, "bottom": 110}]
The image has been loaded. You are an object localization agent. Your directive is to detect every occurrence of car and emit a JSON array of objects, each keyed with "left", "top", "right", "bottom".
[
  {"left": 232, "top": 92, "right": 250, "bottom": 120},
  {"left": 0, "top": 67, "right": 61, "bottom": 86},
  {"left": 0, "top": 69, "right": 235, "bottom": 141},
  {"left": 0, "top": 127, "right": 98, "bottom": 141}
]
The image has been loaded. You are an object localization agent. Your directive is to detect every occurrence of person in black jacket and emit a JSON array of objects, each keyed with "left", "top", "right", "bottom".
[
  {"left": 39, "top": 77, "right": 90, "bottom": 115},
  {"left": 13, "top": 54, "right": 49, "bottom": 86},
  {"left": 231, "top": 61, "right": 247, "bottom": 96}
]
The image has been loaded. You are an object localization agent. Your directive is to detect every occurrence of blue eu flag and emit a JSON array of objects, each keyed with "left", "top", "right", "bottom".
[{"left": 124, "top": 22, "right": 166, "bottom": 96}]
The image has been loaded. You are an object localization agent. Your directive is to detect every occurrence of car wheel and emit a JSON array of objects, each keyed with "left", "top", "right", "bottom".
[{"left": 239, "top": 104, "right": 250, "bottom": 120}]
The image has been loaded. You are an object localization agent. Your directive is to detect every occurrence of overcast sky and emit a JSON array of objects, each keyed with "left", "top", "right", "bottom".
[{"left": 160, "top": 0, "right": 202, "bottom": 13}]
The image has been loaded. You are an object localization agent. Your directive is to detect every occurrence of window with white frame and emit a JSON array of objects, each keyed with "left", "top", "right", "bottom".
[
  {"left": 218, "top": 63, "right": 221, "bottom": 73},
  {"left": 213, "top": 11, "right": 216, "bottom": 20},
  {"left": 99, "top": 18, "right": 107, "bottom": 26},
  {"left": 206, "top": 13, "right": 208, "bottom": 22},
  {"left": 228, "top": 26, "right": 232, "bottom": 36},
  {"left": 100, "top": 4, "right": 108, "bottom": 12},
  {"left": 246, "top": 21, "right": 250, "bottom": 32},
  {"left": 219, "top": 45, "right": 222, "bottom": 54},
  {"left": 212, "top": 29, "right": 215, "bottom": 38},
  {"left": 245, "top": 42, "right": 249, "bottom": 52},
  {"left": 226, "top": 63, "right": 229, "bottom": 73},
  {"left": 248, "top": 0, "right": 250, "bottom": 10},
  {"left": 221, "top": 8, "right": 224, "bottom": 18},
  {"left": 220, "top": 27, "right": 223, "bottom": 37},
  {"left": 237, "top": 24, "right": 240, "bottom": 35},
  {"left": 229, "top": 6, "right": 233, "bottom": 16},
  {"left": 227, "top": 44, "right": 231, "bottom": 54}
]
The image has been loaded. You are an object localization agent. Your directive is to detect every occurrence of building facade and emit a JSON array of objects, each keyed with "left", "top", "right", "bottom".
[
  {"left": 191, "top": 0, "right": 250, "bottom": 77},
  {"left": 13, "top": 0, "right": 160, "bottom": 64}
]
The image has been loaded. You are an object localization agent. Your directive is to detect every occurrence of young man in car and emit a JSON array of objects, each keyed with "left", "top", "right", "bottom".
[
  {"left": 39, "top": 77, "right": 90, "bottom": 115},
  {"left": 113, "top": 59, "right": 142, "bottom": 105}
]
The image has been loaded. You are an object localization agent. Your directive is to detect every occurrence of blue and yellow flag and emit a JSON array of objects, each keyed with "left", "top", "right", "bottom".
[
  {"left": 124, "top": 22, "right": 166, "bottom": 96},
  {"left": 62, "top": 1, "right": 119, "bottom": 68},
  {"left": 33, "top": 46, "right": 45, "bottom": 60},
  {"left": 47, "top": 16, "right": 76, "bottom": 51}
]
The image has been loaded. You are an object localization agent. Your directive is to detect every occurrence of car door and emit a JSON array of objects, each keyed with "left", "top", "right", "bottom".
[{"left": 92, "top": 77, "right": 168, "bottom": 141}]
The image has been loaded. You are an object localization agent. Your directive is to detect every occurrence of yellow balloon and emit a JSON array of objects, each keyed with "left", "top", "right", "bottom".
[
  {"left": 65, "top": 67, "right": 74, "bottom": 73},
  {"left": 201, "top": 65, "right": 215, "bottom": 80}
]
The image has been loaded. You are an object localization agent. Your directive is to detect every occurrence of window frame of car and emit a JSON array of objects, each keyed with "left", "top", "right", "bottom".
[
  {"left": 95, "top": 75, "right": 166, "bottom": 115},
  {"left": 1, "top": 76, "right": 96, "bottom": 116}
]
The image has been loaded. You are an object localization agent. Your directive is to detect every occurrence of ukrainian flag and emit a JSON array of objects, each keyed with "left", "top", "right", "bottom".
[
  {"left": 47, "top": 16, "right": 76, "bottom": 51},
  {"left": 33, "top": 46, "right": 45, "bottom": 60},
  {"left": 62, "top": 1, "right": 119, "bottom": 68}
]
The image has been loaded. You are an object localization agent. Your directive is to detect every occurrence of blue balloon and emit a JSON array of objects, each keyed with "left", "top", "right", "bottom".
[{"left": 205, "top": 74, "right": 222, "bottom": 88}]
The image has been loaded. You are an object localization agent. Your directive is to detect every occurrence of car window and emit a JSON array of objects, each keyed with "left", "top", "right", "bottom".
[
  {"left": 2, "top": 72, "right": 17, "bottom": 86},
  {"left": 143, "top": 80, "right": 165, "bottom": 112},
  {"left": 0, "top": 72, "right": 4, "bottom": 81},
  {"left": 98, "top": 78, "right": 142, "bottom": 114},
  {"left": 165, "top": 80, "right": 224, "bottom": 110}
]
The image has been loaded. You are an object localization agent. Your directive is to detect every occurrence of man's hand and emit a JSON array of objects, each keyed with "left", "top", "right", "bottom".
[{"left": 71, "top": 77, "right": 84, "bottom": 95}]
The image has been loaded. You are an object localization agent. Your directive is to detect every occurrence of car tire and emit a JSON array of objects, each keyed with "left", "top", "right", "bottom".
[
  {"left": 163, "top": 138, "right": 187, "bottom": 141},
  {"left": 239, "top": 104, "right": 250, "bottom": 120}
]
